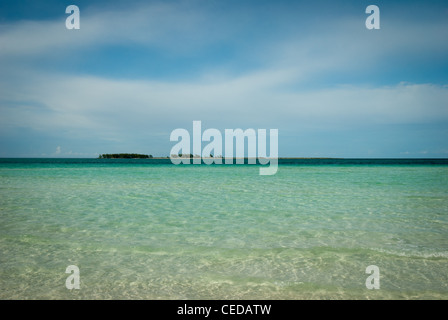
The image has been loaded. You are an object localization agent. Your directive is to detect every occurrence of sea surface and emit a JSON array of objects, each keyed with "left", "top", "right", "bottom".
[{"left": 0, "top": 158, "right": 447, "bottom": 299}]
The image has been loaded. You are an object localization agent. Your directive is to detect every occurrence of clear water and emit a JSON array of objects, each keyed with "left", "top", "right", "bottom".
[{"left": 0, "top": 159, "right": 447, "bottom": 299}]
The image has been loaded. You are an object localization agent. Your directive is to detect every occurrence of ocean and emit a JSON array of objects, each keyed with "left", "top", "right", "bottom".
[{"left": 0, "top": 158, "right": 447, "bottom": 299}]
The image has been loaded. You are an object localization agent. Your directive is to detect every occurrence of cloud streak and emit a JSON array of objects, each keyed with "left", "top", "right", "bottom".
[{"left": 2, "top": 72, "right": 447, "bottom": 133}]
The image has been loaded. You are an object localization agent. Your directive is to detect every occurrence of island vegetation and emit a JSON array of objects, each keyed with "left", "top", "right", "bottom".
[
  {"left": 170, "top": 154, "right": 211, "bottom": 158},
  {"left": 98, "top": 153, "right": 334, "bottom": 160},
  {"left": 98, "top": 153, "right": 153, "bottom": 159}
]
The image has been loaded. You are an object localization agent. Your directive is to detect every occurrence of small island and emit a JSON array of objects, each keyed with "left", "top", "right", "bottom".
[{"left": 98, "top": 153, "right": 153, "bottom": 159}]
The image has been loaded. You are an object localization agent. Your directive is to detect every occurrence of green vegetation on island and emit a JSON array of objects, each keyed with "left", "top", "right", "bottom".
[
  {"left": 98, "top": 153, "right": 153, "bottom": 159},
  {"left": 98, "top": 153, "right": 335, "bottom": 159}
]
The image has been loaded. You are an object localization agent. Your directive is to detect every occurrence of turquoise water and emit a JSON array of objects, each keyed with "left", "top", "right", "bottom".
[{"left": 0, "top": 159, "right": 447, "bottom": 299}]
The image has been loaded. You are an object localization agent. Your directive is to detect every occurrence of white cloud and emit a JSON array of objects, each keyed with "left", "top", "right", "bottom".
[
  {"left": 0, "top": 1, "right": 242, "bottom": 60},
  {"left": 1, "top": 70, "right": 447, "bottom": 139},
  {"left": 276, "top": 83, "right": 448, "bottom": 125},
  {"left": 1, "top": 1, "right": 447, "bottom": 70}
]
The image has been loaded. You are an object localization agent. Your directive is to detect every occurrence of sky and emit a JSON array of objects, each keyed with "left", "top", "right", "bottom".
[{"left": 0, "top": 0, "right": 447, "bottom": 158}]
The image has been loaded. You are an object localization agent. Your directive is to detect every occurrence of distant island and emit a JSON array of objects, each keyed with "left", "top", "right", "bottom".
[
  {"left": 98, "top": 153, "right": 336, "bottom": 160},
  {"left": 98, "top": 153, "right": 153, "bottom": 159}
]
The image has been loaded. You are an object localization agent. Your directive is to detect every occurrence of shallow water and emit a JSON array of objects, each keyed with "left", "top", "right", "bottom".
[{"left": 0, "top": 159, "right": 447, "bottom": 299}]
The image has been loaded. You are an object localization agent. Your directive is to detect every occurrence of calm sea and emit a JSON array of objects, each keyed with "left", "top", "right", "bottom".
[{"left": 0, "top": 158, "right": 447, "bottom": 299}]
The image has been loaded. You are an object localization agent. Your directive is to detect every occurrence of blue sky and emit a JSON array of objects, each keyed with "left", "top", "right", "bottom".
[{"left": 0, "top": 0, "right": 447, "bottom": 158}]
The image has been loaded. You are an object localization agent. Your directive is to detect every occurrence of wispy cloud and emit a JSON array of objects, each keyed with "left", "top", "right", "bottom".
[
  {"left": 2, "top": 72, "right": 447, "bottom": 134},
  {"left": 0, "top": 1, "right": 246, "bottom": 60}
]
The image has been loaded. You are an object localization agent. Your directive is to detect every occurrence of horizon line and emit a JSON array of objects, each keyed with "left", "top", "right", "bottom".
[{"left": 1, "top": 156, "right": 448, "bottom": 160}]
